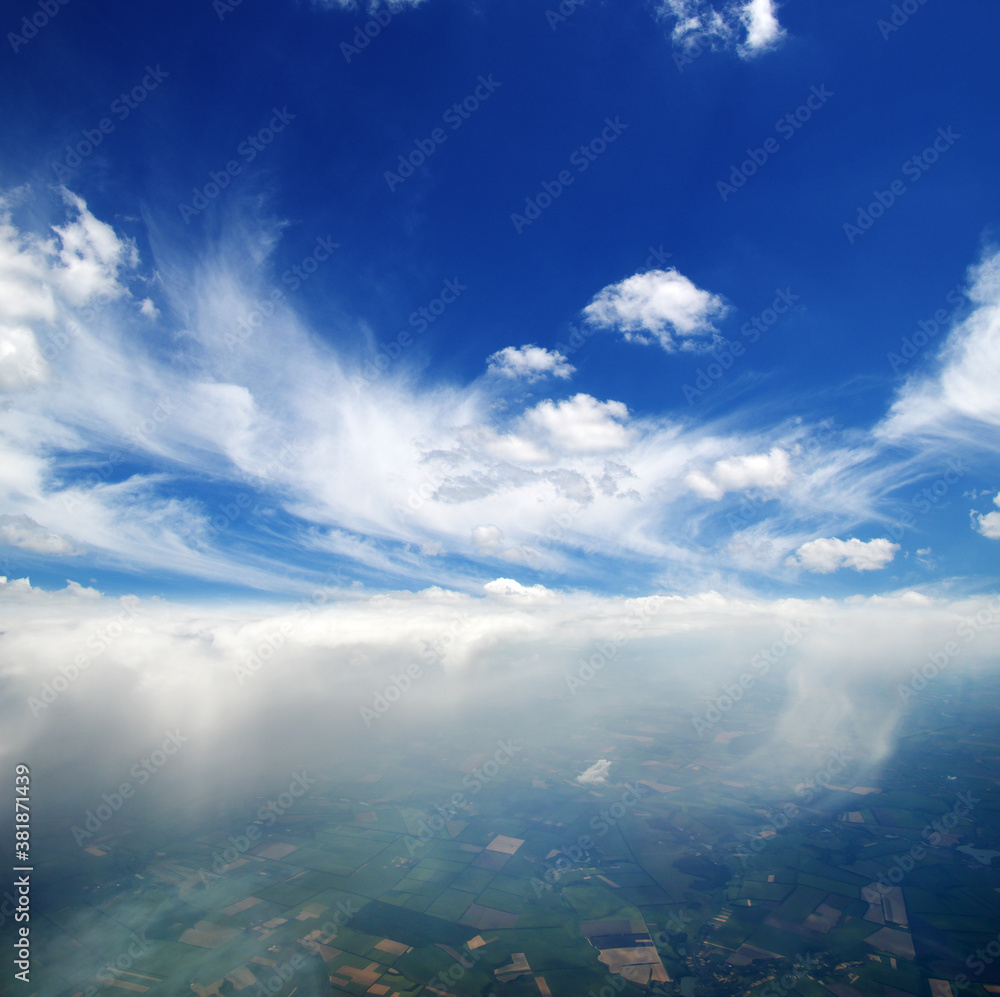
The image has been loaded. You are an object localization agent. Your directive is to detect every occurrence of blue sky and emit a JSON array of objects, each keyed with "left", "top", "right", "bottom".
[{"left": 2, "top": 0, "right": 999, "bottom": 605}]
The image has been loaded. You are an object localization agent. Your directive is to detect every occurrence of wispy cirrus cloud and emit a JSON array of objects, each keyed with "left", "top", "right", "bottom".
[
  {"left": 0, "top": 186, "right": 991, "bottom": 597},
  {"left": 881, "top": 248, "right": 1000, "bottom": 447},
  {"left": 657, "top": 0, "right": 786, "bottom": 59}
]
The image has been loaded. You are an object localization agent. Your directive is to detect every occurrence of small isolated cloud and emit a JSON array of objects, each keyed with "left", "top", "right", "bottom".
[
  {"left": 973, "top": 493, "right": 1000, "bottom": 539},
  {"left": 787, "top": 537, "right": 900, "bottom": 574},
  {"left": 0, "top": 514, "right": 76, "bottom": 555},
  {"left": 472, "top": 524, "right": 505, "bottom": 553},
  {"left": 582, "top": 269, "right": 728, "bottom": 351},
  {"left": 483, "top": 577, "right": 554, "bottom": 599},
  {"left": 658, "top": 0, "right": 785, "bottom": 58},
  {"left": 685, "top": 448, "right": 791, "bottom": 501},
  {"left": 739, "top": 0, "right": 786, "bottom": 55},
  {"left": 487, "top": 345, "right": 575, "bottom": 382},
  {"left": 139, "top": 297, "right": 160, "bottom": 319},
  {"left": 524, "top": 394, "right": 631, "bottom": 455},
  {"left": 577, "top": 759, "right": 612, "bottom": 786}
]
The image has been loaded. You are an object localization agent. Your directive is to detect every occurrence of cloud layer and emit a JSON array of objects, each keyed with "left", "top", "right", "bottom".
[{"left": 0, "top": 188, "right": 997, "bottom": 598}]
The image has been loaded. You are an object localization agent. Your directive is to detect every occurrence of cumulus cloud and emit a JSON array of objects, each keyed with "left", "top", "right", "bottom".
[
  {"left": 685, "top": 448, "right": 791, "bottom": 501},
  {"left": 973, "top": 492, "right": 1000, "bottom": 540},
  {"left": 739, "top": 0, "right": 786, "bottom": 55},
  {"left": 582, "top": 268, "right": 728, "bottom": 351},
  {"left": 523, "top": 394, "right": 632, "bottom": 455},
  {"left": 487, "top": 345, "right": 575, "bottom": 382},
  {"left": 882, "top": 248, "right": 1000, "bottom": 444},
  {"left": 787, "top": 537, "right": 899, "bottom": 574},
  {"left": 577, "top": 759, "right": 613, "bottom": 785},
  {"left": 658, "top": 0, "right": 785, "bottom": 58},
  {"left": 482, "top": 577, "right": 555, "bottom": 599}
]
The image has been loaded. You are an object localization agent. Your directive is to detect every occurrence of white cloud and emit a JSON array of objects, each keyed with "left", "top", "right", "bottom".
[
  {"left": 472, "top": 524, "right": 504, "bottom": 553},
  {"left": 882, "top": 248, "right": 1000, "bottom": 443},
  {"left": 739, "top": 0, "right": 786, "bottom": 55},
  {"left": 973, "top": 493, "right": 1000, "bottom": 540},
  {"left": 523, "top": 394, "right": 632, "bottom": 455},
  {"left": 482, "top": 577, "right": 555, "bottom": 600},
  {"left": 582, "top": 269, "right": 728, "bottom": 351},
  {"left": 787, "top": 537, "right": 899, "bottom": 574},
  {"left": 657, "top": 0, "right": 785, "bottom": 58},
  {"left": 487, "top": 345, "right": 574, "bottom": 382},
  {"left": 140, "top": 297, "right": 160, "bottom": 320},
  {"left": 0, "top": 514, "right": 76, "bottom": 555},
  {"left": 577, "top": 759, "right": 613, "bottom": 785},
  {"left": 0, "top": 187, "right": 960, "bottom": 594},
  {"left": 49, "top": 190, "right": 138, "bottom": 306},
  {"left": 685, "top": 448, "right": 791, "bottom": 501},
  {"left": 4, "top": 580, "right": 999, "bottom": 799},
  {"left": 0, "top": 325, "right": 48, "bottom": 393}
]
